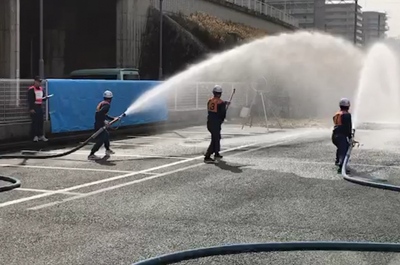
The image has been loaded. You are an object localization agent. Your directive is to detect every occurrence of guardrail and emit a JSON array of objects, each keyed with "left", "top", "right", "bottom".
[
  {"left": 225, "top": 0, "right": 299, "bottom": 27},
  {"left": 153, "top": 0, "right": 299, "bottom": 28},
  {"left": 0, "top": 79, "right": 49, "bottom": 124},
  {"left": 168, "top": 82, "right": 251, "bottom": 111}
]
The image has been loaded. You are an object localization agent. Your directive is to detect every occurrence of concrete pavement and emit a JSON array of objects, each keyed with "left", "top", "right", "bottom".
[{"left": 1, "top": 124, "right": 400, "bottom": 265}]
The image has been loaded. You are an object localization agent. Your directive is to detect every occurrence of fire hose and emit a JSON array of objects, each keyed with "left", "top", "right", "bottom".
[
  {"left": 0, "top": 113, "right": 126, "bottom": 193},
  {"left": 0, "top": 113, "right": 126, "bottom": 160},
  {"left": 131, "top": 241, "right": 400, "bottom": 265},
  {"left": 341, "top": 129, "right": 400, "bottom": 192}
]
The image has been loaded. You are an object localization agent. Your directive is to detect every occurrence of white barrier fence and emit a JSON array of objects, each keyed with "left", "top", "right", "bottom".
[{"left": 168, "top": 82, "right": 251, "bottom": 111}]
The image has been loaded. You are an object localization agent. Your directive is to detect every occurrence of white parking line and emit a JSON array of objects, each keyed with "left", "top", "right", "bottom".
[
  {"left": 287, "top": 160, "right": 400, "bottom": 170},
  {"left": 109, "top": 143, "right": 154, "bottom": 147},
  {"left": 17, "top": 188, "right": 83, "bottom": 196},
  {"left": 179, "top": 131, "right": 256, "bottom": 135},
  {"left": 28, "top": 136, "right": 307, "bottom": 210},
  {"left": 0, "top": 164, "right": 132, "bottom": 174},
  {"left": 0, "top": 131, "right": 309, "bottom": 209},
  {"left": 31, "top": 151, "right": 188, "bottom": 160},
  {"left": 126, "top": 136, "right": 184, "bottom": 140}
]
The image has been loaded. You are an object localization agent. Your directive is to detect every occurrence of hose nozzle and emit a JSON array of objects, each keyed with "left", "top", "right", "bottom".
[{"left": 118, "top": 112, "right": 126, "bottom": 119}]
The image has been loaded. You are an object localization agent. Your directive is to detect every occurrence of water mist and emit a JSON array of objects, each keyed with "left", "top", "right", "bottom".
[
  {"left": 125, "top": 31, "right": 365, "bottom": 120},
  {"left": 353, "top": 43, "right": 400, "bottom": 128}
]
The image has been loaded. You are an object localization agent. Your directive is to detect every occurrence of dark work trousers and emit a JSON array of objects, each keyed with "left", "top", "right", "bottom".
[
  {"left": 332, "top": 134, "right": 349, "bottom": 167},
  {"left": 206, "top": 122, "right": 221, "bottom": 156},
  {"left": 30, "top": 105, "right": 44, "bottom": 138},
  {"left": 90, "top": 129, "right": 110, "bottom": 154}
]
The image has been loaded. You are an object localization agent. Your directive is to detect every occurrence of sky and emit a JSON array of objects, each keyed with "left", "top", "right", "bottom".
[{"left": 361, "top": 0, "right": 400, "bottom": 37}]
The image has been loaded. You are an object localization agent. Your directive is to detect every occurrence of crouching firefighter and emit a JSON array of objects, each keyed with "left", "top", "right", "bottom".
[
  {"left": 204, "top": 85, "right": 229, "bottom": 163},
  {"left": 332, "top": 98, "right": 353, "bottom": 174},
  {"left": 88, "top": 90, "right": 117, "bottom": 160}
]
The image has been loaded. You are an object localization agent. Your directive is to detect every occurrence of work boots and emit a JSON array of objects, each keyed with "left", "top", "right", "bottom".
[
  {"left": 33, "top": 135, "right": 48, "bottom": 142},
  {"left": 337, "top": 166, "right": 351, "bottom": 174},
  {"left": 204, "top": 153, "right": 223, "bottom": 163}
]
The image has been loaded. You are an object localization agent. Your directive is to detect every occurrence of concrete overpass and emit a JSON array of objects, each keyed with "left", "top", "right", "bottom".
[{"left": 0, "top": 0, "right": 298, "bottom": 79}]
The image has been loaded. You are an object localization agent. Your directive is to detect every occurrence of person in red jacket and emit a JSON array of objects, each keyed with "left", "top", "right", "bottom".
[{"left": 27, "top": 76, "right": 50, "bottom": 142}]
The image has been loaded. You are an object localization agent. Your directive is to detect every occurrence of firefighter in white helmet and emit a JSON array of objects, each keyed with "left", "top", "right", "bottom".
[
  {"left": 204, "top": 85, "right": 230, "bottom": 163},
  {"left": 88, "top": 90, "right": 118, "bottom": 160},
  {"left": 332, "top": 98, "right": 352, "bottom": 173}
]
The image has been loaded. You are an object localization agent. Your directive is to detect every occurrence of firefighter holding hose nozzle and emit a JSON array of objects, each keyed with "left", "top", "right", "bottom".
[
  {"left": 332, "top": 98, "right": 353, "bottom": 174},
  {"left": 88, "top": 90, "right": 118, "bottom": 160},
  {"left": 204, "top": 85, "right": 230, "bottom": 163}
]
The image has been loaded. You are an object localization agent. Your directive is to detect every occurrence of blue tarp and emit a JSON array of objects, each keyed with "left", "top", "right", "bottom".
[{"left": 47, "top": 79, "right": 167, "bottom": 133}]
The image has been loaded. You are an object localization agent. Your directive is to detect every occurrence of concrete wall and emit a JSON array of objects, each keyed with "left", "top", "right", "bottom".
[
  {"left": 116, "top": 0, "right": 296, "bottom": 69},
  {"left": 116, "top": 0, "right": 149, "bottom": 69},
  {"left": 2, "top": 0, "right": 296, "bottom": 78},
  {"left": 0, "top": 0, "right": 18, "bottom": 78}
]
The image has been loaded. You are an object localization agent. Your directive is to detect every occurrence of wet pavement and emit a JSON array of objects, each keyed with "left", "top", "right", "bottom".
[{"left": 1, "top": 124, "right": 400, "bottom": 265}]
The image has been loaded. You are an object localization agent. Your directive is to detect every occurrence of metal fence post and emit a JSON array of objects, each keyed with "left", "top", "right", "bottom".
[
  {"left": 195, "top": 83, "right": 199, "bottom": 109},
  {"left": 174, "top": 86, "right": 178, "bottom": 110},
  {"left": 45, "top": 80, "right": 49, "bottom": 121}
]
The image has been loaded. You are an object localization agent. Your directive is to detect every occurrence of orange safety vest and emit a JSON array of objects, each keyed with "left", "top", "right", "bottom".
[
  {"left": 207, "top": 97, "right": 223, "bottom": 113},
  {"left": 96, "top": 100, "right": 110, "bottom": 112},
  {"left": 29, "top": 86, "right": 44, "bottom": 105},
  {"left": 333, "top": 110, "right": 349, "bottom": 126}
]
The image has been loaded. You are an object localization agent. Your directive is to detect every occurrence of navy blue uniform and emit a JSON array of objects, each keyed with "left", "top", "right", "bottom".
[
  {"left": 332, "top": 110, "right": 352, "bottom": 168},
  {"left": 90, "top": 100, "right": 114, "bottom": 155},
  {"left": 205, "top": 97, "right": 227, "bottom": 157}
]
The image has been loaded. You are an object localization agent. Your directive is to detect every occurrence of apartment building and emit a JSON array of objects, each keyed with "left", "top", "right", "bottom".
[
  {"left": 324, "top": 0, "right": 363, "bottom": 46},
  {"left": 362, "top": 11, "right": 389, "bottom": 45},
  {"left": 263, "top": 0, "right": 326, "bottom": 30}
]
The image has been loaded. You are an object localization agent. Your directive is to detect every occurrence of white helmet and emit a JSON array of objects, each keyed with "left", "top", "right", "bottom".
[
  {"left": 212, "top": 85, "right": 222, "bottom": 93},
  {"left": 103, "top": 90, "right": 113, "bottom": 99},
  {"left": 339, "top": 98, "right": 350, "bottom": 107}
]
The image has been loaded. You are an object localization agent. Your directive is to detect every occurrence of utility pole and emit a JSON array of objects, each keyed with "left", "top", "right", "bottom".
[
  {"left": 158, "top": 0, "right": 163, "bottom": 80},
  {"left": 353, "top": 0, "right": 358, "bottom": 45},
  {"left": 39, "top": 0, "right": 44, "bottom": 78}
]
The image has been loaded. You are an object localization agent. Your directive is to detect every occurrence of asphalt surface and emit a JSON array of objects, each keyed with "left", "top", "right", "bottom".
[{"left": 1, "top": 124, "right": 400, "bottom": 265}]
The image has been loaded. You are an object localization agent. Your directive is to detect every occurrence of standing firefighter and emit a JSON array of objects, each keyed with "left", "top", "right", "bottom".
[
  {"left": 88, "top": 90, "right": 117, "bottom": 160},
  {"left": 28, "top": 76, "right": 49, "bottom": 142},
  {"left": 332, "top": 98, "right": 353, "bottom": 173},
  {"left": 204, "top": 85, "right": 229, "bottom": 163}
]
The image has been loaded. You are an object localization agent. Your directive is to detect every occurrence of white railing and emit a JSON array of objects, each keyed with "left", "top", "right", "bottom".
[
  {"left": 152, "top": 0, "right": 299, "bottom": 28},
  {"left": 225, "top": 0, "right": 299, "bottom": 27},
  {"left": 168, "top": 82, "right": 251, "bottom": 111},
  {"left": 0, "top": 79, "right": 49, "bottom": 124}
]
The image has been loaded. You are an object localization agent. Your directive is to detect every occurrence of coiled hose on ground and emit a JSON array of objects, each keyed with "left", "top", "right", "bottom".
[
  {"left": 341, "top": 129, "right": 400, "bottom": 192},
  {"left": 0, "top": 114, "right": 125, "bottom": 192},
  {"left": 131, "top": 241, "right": 400, "bottom": 265},
  {"left": 0, "top": 175, "right": 21, "bottom": 192}
]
